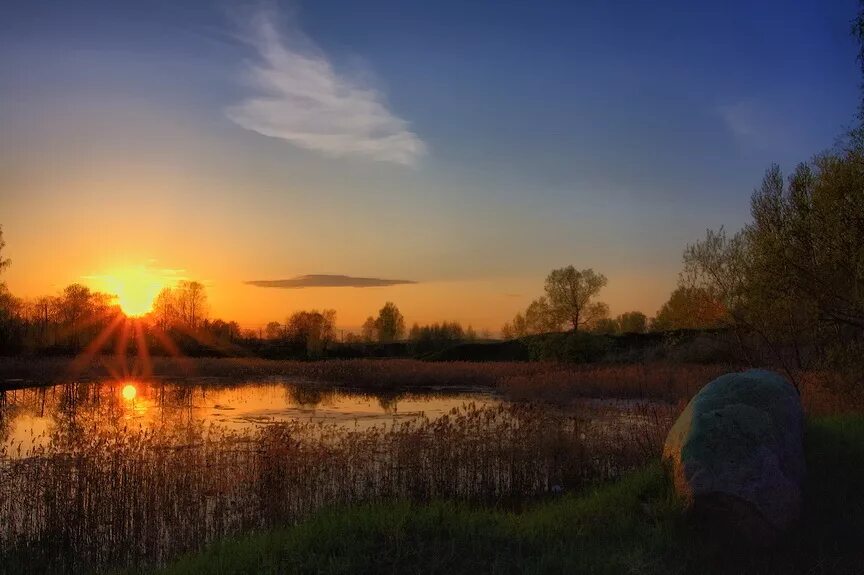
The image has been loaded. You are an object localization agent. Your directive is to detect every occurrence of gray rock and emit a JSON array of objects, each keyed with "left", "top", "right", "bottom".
[{"left": 662, "top": 369, "right": 805, "bottom": 544}]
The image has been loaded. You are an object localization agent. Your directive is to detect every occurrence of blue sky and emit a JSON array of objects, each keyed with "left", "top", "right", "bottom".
[{"left": 0, "top": 0, "right": 860, "bottom": 329}]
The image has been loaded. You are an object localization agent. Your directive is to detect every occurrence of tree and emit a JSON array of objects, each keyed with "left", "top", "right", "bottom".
[
  {"left": 0, "top": 225, "right": 10, "bottom": 287},
  {"left": 591, "top": 317, "right": 618, "bottom": 335},
  {"left": 650, "top": 286, "right": 725, "bottom": 332},
  {"left": 151, "top": 288, "right": 178, "bottom": 330},
  {"left": 283, "top": 309, "right": 336, "bottom": 355},
  {"left": 524, "top": 297, "right": 564, "bottom": 333},
  {"left": 617, "top": 311, "right": 647, "bottom": 334},
  {"left": 175, "top": 281, "right": 208, "bottom": 329},
  {"left": 373, "top": 302, "right": 405, "bottom": 343},
  {"left": 54, "top": 284, "right": 114, "bottom": 348},
  {"left": 361, "top": 316, "right": 376, "bottom": 343},
  {"left": 544, "top": 266, "right": 608, "bottom": 331},
  {"left": 465, "top": 325, "right": 477, "bottom": 341},
  {"left": 0, "top": 225, "right": 18, "bottom": 349},
  {"left": 265, "top": 321, "right": 282, "bottom": 340}
]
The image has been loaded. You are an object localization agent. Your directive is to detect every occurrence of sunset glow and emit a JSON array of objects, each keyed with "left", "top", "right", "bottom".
[
  {"left": 90, "top": 267, "right": 173, "bottom": 317},
  {"left": 121, "top": 384, "right": 137, "bottom": 401}
]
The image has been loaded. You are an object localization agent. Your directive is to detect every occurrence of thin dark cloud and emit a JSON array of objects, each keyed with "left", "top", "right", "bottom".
[{"left": 246, "top": 274, "right": 417, "bottom": 289}]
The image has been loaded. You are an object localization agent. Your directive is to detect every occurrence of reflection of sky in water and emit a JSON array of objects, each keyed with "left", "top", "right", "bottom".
[{"left": 0, "top": 380, "right": 498, "bottom": 458}]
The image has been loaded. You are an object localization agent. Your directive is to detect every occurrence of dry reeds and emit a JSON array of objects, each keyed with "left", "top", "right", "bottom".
[{"left": 0, "top": 401, "right": 672, "bottom": 572}]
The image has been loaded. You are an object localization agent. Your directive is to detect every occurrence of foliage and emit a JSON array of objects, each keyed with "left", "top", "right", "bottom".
[
  {"left": 408, "top": 321, "right": 475, "bottom": 353},
  {"left": 525, "top": 331, "right": 611, "bottom": 363},
  {"left": 502, "top": 267, "right": 611, "bottom": 337},
  {"left": 544, "top": 266, "right": 608, "bottom": 331},
  {"left": 650, "top": 286, "right": 726, "bottom": 332},
  {"left": 264, "top": 309, "right": 337, "bottom": 357},
  {"left": 0, "top": 225, "right": 9, "bottom": 284},
  {"left": 373, "top": 301, "right": 405, "bottom": 343},
  {"left": 680, "top": 147, "right": 864, "bottom": 371},
  {"left": 590, "top": 317, "right": 619, "bottom": 335},
  {"left": 617, "top": 311, "right": 648, "bottom": 334},
  {"left": 501, "top": 296, "right": 564, "bottom": 339}
]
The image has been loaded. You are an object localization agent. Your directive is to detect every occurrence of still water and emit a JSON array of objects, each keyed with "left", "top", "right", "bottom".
[{"left": 0, "top": 379, "right": 499, "bottom": 458}]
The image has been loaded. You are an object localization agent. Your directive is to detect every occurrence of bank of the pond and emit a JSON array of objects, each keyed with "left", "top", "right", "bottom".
[{"left": 145, "top": 415, "right": 864, "bottom": 575}]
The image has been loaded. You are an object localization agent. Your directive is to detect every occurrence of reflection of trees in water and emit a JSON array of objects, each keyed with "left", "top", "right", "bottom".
[
  {"left": 0, "top": 391, "right": 9, "bottom": 444},
  {"left": 284, "top": 384, "right": 334, "bottom": 408},
  {"left": 374, "top": 393, "right": 400, "bottom": 414},
  {"left": 163, "top": 384, "right": 194, "bottom": 407}
]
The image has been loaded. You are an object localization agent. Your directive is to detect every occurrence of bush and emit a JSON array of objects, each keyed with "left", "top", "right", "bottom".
[{"left": 525, "top": 332, "right": 611, "bottom": 363}]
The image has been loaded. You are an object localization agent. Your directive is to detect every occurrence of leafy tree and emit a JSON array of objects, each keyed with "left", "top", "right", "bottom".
[
  {"left": 373, "top": 302, "right": 405, "bottom": 343},
  {"left": 265, "top": 321, "right": 282, "bottom": 340},
  {"left": 465, "top": 325, "right": 477, "bottom": 341},
  {"left": 283, "top": 309, "right": 336, "bottom": 355},
  {"left": 544, "top": 266, "right": 608, "bottom": 331},
  {"left": 591, "top": 317, "right": 619, "bottom": 335},
  {"left": 650, "top": 286, "right": 726, "bottom": 332},
  {"left": 361, "top": 316, "right": 376, "bottom": 343},
  {"left": 617, "top": 311, "right": 647, "bottom": 334},
  {"left": 0, "top": 225, "right": 9, "bottom": 286}
]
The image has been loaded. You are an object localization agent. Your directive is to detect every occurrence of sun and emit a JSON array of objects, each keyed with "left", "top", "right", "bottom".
[
  {"left": 93, "top": 266, "right": 170, "bottom": 317},
  {"left": 121, "top": 383, "right": 137, "bottom": 401}
]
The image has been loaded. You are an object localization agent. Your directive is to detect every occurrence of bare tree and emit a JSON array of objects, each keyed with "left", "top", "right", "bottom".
[{"left": 176, "top": 281, "right": 208, "bottom": 329}]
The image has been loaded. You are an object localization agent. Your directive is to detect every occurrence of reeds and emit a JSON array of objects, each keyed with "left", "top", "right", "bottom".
[{"left": 0, "top": 401, "right": 672, "bottom": 572}]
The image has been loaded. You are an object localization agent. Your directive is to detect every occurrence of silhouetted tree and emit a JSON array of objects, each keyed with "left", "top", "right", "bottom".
[
  {"left": 283, "top": 309, "right": 336, "bottom": 355},
  {"left": 0, "top": 225, "right": 9, "bottom": 284},
  {"left": 373, "top": 302, "right": 405, "bottom": 343},
  {"left": 650, "top": 286, "right": 726, "bottom": 332},
  {"left": 544, "top": 266, "right": 608, "bottom": 331},
  {"left": 590, "top": 317, "right": 619, "bottom": 335},
  {"left": 617, "top": 311, "right": 648, "bottom": 334},
  {"left": 361, "top": 316, "right": 376, "bottom": 343},
  {"left": 265, "top": 321, "right": 282, "bottom": 340},
  {"left": 0, "top": 226, "right": 20, "bottom": 350},
  {"left": 176, "top": 281, "right": 207, "bottom": 329}
]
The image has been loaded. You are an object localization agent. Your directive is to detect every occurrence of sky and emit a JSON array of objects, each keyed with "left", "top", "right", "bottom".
[{"left": 0, "top": 0, "right": 860, "bottom": 332}]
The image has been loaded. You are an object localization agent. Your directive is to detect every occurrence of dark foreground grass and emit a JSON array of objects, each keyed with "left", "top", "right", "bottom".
[{"left": 147, "top": 415, "right": 864, "bottom": 575}]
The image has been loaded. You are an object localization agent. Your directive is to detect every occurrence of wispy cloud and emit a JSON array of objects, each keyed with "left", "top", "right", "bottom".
[
  {"left": 718, "top": 100, "right": 758, "bottom": 142},
  {"left": 246, "top": 274, "right": 417, "bottom": 289},
  {"left": 226, "top": 7, "right": 426, "bottom": 166}
]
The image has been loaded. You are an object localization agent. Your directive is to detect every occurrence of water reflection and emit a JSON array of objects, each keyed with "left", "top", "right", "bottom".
[{"left": 0, "top": 379, "right": 497, "bottom": 458}]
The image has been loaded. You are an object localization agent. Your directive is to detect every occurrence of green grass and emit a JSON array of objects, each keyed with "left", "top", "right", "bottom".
[{"left": 143, "top": 415, "right": 864, "bottom": 575}]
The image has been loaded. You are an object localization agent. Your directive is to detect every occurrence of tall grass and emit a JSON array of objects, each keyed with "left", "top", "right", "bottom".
[{"left": 0, "top": 401, "right": 672, "bottom": 573}]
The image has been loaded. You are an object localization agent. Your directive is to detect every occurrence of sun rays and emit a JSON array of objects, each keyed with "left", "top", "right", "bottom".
[{"left": 87, "top": 266, "right": 176, "bottom": 317}]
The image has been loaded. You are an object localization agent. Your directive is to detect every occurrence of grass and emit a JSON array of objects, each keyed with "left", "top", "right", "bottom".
[{"left": 144, "top": 415, "right": 864, "bottom": 575}]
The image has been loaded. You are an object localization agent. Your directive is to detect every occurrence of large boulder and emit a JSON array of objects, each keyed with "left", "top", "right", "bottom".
[{"left": 662, "top": 369, "right": 805, "bottom": 544}]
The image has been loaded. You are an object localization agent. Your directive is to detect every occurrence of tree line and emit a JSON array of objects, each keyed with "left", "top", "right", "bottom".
[{"left": 500, "top": 266, "right": 721, "bottom": 339}]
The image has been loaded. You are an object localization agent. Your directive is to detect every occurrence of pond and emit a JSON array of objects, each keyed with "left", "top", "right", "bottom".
[
  {"left": 0, "top": 377, "right": 671, "bottom": 571},
  {"left": 0, "top": 379, "right": 499, "bottom": 459}
]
